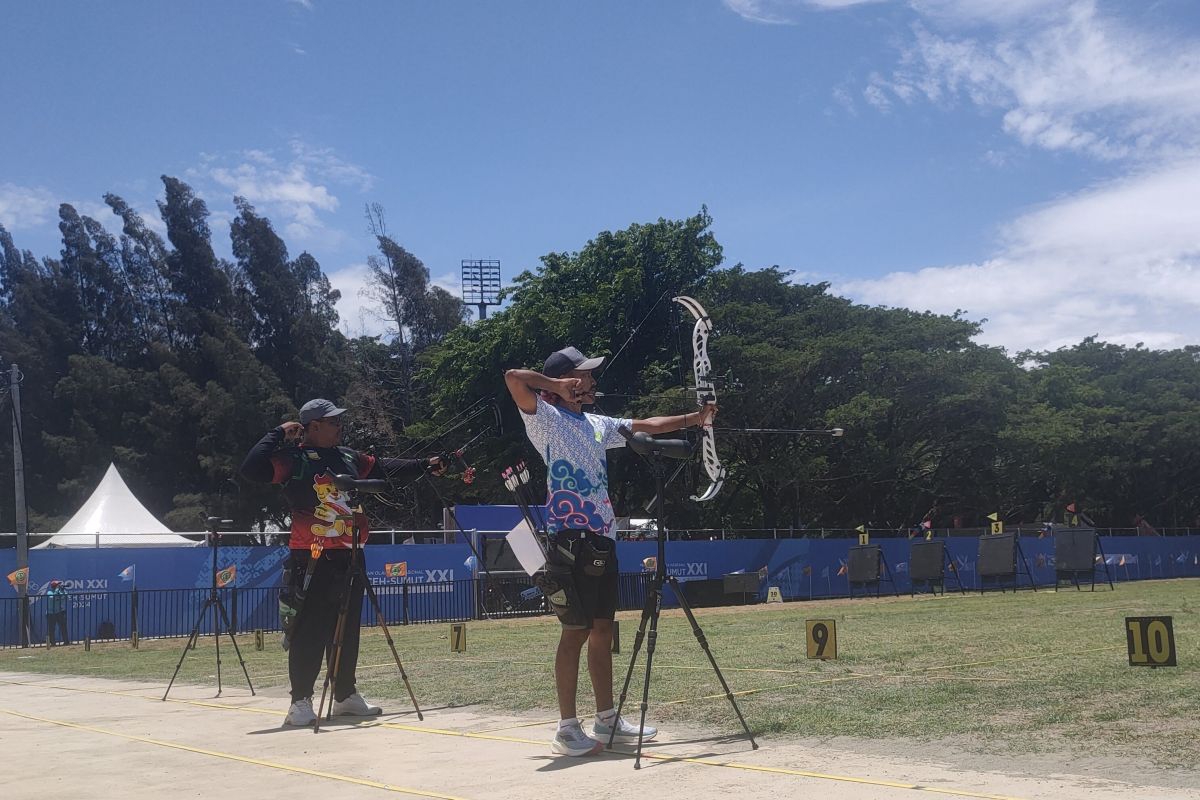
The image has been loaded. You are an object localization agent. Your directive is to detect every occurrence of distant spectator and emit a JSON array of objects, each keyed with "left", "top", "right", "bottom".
[{"left": 45, "top": 580, "right": 69, "bottom": 646}]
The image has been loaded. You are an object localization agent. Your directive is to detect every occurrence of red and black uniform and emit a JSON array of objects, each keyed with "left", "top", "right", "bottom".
[{"left": 241, "top": 426, "right": 428, "bottom": 702}]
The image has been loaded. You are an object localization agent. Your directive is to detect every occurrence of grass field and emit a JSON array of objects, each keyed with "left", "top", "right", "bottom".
[{"left": 2, "top": 578, "right": 1196, "bottom": 768}]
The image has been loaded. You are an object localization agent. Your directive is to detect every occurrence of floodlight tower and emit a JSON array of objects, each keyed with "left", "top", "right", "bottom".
[{"left": 460, "top": 259, "right": 501, "bottom": 321}]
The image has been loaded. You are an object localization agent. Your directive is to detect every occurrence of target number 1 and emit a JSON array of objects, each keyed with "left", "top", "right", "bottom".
[
  {"left": 806, "top": 619, "right": 837, "bottom": 660},
  {"left": 1125, "top": 616, "right": 1176, "bottom": 667}
]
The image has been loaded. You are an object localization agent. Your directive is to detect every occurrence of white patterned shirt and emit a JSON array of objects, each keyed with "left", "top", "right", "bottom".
[{"left": 520, "top": 396, "right": 632, "bottom": 538}]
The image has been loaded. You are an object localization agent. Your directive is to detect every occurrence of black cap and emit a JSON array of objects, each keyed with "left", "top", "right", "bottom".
[{"left": 543, "top": 346, "right": 605, "bottom": 378}]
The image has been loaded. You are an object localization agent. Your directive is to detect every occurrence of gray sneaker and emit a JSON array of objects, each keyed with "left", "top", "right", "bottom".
[
  {"left": 594, "top": 713, "right": 657, "bottom": 742},
  {"left": 552, "top": 721, "right": 605, "bottom": 756}
]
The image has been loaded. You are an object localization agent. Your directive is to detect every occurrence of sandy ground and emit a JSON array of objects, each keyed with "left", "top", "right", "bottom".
[{"left": 0, "top": 670, "right": 1195, "bottom": 800}]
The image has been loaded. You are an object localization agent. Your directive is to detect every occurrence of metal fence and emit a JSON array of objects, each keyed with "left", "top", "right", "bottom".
[{"left": 1, "top": 573, "right": 652, "bottom": 650}]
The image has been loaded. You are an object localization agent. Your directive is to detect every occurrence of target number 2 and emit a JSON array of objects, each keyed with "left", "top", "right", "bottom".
[
  {"left": 1125, "top": 617, "right": 1176, "bottom": 667},
  {"left": 806, "top": 619, "right": 837, "bottom": 660}
]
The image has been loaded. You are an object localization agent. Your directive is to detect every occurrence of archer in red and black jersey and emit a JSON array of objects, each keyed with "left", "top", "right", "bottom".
[
  {"left": 239, "top": 402, "right": 448, "bottom": 720},
  {"left": 240, "top": 426, "right": 437, "bottom": 549}
]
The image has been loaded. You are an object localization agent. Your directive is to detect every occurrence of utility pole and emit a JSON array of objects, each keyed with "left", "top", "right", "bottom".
[{"left": 10, "top": 363, "right": 29, "bottom": 646}]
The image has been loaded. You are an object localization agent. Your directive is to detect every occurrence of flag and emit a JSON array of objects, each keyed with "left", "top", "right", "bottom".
[
  {"left": 215, "top": 565, "right": 237, "bottom": 588},
  {"left": 855, "top": 524, "right": 867, "bottom": 534},
  {"left": 6, "top": 568, "right": 28, "bottom": 588},
  {"left": 384, "top": 562, "right": 408, "bottom": 578},
  {"left": 836, "top": 563, "right": 847, "bottom": 576},
  {"left": 920, "top": 519, "right": 932, "bottom": 530},
  {"left": 118, "top": 565, "right": 136, "bottom": 583},
  {"left": 895, "top": 562, "right": 907, "bottom": 573},
  {"left": 758, "top": 565, "right": 769, "bottom": 581},
  {"left": 1065, "top": 502, "right": 1076, "bottom": 513},
  {"left": 821, "top": 566, "right": 830, "bottom": 579},
  {"left": 987, "top": 512, "right": 999, "bottom": 522}
]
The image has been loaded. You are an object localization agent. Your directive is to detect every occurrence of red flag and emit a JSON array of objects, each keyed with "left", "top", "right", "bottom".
[
  {"left": 215, "top": 565, "right": 237, "bottom": 588},
  {"left": 1065, "top": 502, "right": 1077, "bottom": 513},
  {"left": 837, "top": 563, "right": 847, "bottom": 576}
]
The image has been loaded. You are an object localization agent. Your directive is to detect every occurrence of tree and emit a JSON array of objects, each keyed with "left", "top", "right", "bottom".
[
  {"left": 158, "top": 176, "right": 232, "bottom": 338},
  {"left": 105, "top": 193, "right": 180, "bottom": 347}
]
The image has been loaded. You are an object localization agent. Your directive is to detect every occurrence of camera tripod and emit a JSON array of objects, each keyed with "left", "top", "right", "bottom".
[
  {"left": 163, "top": 516, "right": 255, "bottom": 700},
  {"left": 610, "top": 430, "right": 757, "bottom": 767},
  {"left": 313, "top": 474, "right": 423, "bottom": 732}
]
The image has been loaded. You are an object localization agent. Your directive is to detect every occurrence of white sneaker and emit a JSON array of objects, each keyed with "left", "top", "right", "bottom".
[
  {"left": 284, "top": 697, "right": 316, "bottom": 727},
  {"left": 331, "top": 692, "right": 382, "bottom": 717},
  {"left": 594, "top": 712, "right": 658, "bottom": 742},
  {"left": 552, "top": 720, "right": 605, "bottom": 756}
]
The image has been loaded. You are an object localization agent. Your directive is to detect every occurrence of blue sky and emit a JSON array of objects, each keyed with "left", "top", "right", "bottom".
[{"left": 3, "top": 1, "right": 1199, "bottom": 352}]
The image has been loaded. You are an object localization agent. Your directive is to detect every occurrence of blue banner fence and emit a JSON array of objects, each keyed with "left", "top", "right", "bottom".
[{"left": 2, "top": 535, "right": 1197, "bottom": 648}]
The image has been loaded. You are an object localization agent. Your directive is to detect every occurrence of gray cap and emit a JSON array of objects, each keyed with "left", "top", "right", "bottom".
[
  {"left": 299, "top": 398, "right": 347, "bottom": 426},
  {"left": 543, "top": 346, "right": 605, "bottom": 378}
]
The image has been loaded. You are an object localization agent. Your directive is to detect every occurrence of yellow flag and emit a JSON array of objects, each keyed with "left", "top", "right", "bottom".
[
  {"left": 855, "top": 524, "right": 867, "bottom": 533},
  {"left": 384, "top": 562, "right": 408, "bottom": 578},
  {"left": 6, "top": 568, "right": 28, "bottom": 587},
  {"left": 987, "top": 512, "right": 1000, "bottom": 522}
]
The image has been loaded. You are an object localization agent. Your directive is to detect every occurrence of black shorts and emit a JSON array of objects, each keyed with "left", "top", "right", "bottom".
[{"left": 555, "top": 530, "right": 619, "bottom": 629}]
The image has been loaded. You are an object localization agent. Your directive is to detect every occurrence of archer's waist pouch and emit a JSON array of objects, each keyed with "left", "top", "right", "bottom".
[{"left": 553, "top": 530, "right": 616, "bottom": 577}]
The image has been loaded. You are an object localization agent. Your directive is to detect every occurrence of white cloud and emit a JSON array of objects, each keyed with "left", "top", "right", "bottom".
[
  {"left": 874, "top": 3, "right": 1200, "bottom": 160},
  {"left": 0, "top": 183, "right": 57, "bottom": 231},
  {"left": 286, "top": 0, "right": 314, "bottom": 10},
  {"left": 327, "top": 262, "right": 388, "bottom": 338},
  {"left": 910, "top": 0, "right": 1067, "bottom": 26},
  {"left": 840, "top": 159, "right": 1200, "bottom": 352},
  {"left": 196, "top": 140, "right": 374, "bottom": 243},
  {"left": 831, "top": 84, "right": 858, "bottom": 114},
  {"left": 430, "top": 270, "right": 462, "bottom": 296},
  {"left": 723, "top": 0, "right": 884, "bottom": 25},
  {"left": 327, "top": 264, "right": 470, "bottom": 339},
  {"left": 769, "top": 0, "right": 1200, "bottom": 352}
]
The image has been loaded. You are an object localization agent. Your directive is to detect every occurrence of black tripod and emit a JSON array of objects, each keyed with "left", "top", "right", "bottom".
[
  {"left": 610, "top": 430, "right": 757, "bottom": 767},
  {"left": 164, "top": 516, "right": 255, "bottom": 700},
  {"left": 313, "top": 474, "right": 423, "bottom": 733}
]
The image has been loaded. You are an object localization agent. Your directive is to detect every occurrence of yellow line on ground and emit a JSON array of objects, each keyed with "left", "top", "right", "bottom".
[
  {"left": 0, "top": 676, "right": 1033, "bottom": 800},
  {"left": 0, "top": 708, "right": 471, "bottom": 800}
]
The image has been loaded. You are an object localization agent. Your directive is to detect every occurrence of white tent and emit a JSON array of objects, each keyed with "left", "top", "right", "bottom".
[{"left": 33, "top": 463, "right": 198, "bottom": 548}]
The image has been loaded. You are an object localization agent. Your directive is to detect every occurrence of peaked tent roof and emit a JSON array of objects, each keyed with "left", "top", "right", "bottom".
[{"left": 33, "top": 463, "right": 198, "bottom": 548}]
